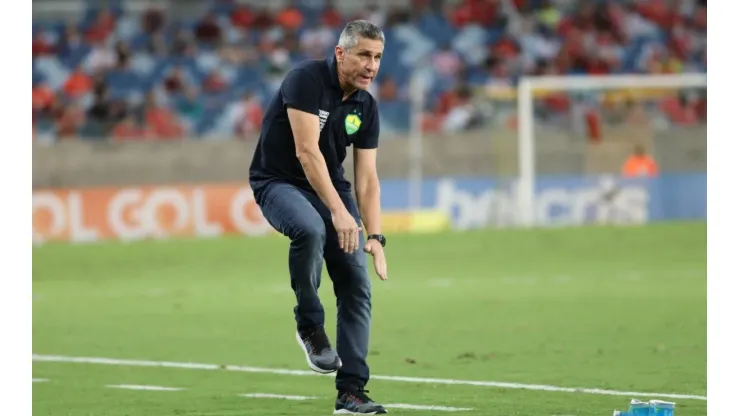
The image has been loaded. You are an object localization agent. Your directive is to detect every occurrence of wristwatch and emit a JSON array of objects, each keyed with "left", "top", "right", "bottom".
[{"left": 367, "top": 234, "right": 386, "bottom": 247}]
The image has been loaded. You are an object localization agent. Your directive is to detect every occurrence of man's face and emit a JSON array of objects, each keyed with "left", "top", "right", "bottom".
[{"left": 336, "top": 37, "right": 384, "bottom": 91}]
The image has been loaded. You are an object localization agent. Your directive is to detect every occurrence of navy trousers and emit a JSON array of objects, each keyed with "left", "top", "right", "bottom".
[{"left": 254, "top": 181, "right": 371, "bottom": 391}]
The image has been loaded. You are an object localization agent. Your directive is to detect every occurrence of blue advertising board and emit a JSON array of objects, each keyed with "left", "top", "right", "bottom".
[{"left": 379, "top": 173, "right": 706, "bottom": 229}]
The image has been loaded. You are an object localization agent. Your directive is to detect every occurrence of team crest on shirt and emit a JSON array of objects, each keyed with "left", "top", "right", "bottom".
[{"left": 344, "top": 113, "right": 362, "bottom": 135}]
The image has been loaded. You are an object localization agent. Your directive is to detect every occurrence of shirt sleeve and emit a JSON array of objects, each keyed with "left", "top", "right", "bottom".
[
  {"left": 353, "top": 100, "right": 380, "bottom": 149},
  {"left": 281, "top": 69, "right": 322, "bottom": 115}
]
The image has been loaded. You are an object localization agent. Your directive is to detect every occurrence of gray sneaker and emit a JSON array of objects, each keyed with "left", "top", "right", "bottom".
[
  {"left": 334, "top": 388, "right": 388, "bottom": 414},
  {"left": 295, "top": 327, "right": 342, "bottom": 374}
]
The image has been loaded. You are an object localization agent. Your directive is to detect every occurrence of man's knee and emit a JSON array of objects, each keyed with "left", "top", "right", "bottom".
[{"left": 293, "top": 219, "right": 326, "bottom": 250}]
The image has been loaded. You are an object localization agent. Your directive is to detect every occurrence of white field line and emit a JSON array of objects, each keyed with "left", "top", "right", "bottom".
[
  {"left": 384, "top": 404, "right": 472, "bottom": 412},
  {"left": 106, "top": 384, "right": 183, "bottom": 391},
  {"left": 32, "top": 378, "right": 49, "bottom": 383},
  {"left": 241, "top": 393, "right": 319, "bottom": 400},
  {"left": 32, "top": 354, "right": 707, "bottom": 401},
  {"left": 239, "top": 393, "right": 471, "bottom": 411}
]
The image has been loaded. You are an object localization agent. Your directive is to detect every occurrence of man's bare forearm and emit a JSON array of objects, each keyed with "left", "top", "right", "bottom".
[
  {"left": 356, "top": 179, "right": 382, "bottom": 235},
  {"left": 297, "top": 149, "right": 345, "bottom": 213}
]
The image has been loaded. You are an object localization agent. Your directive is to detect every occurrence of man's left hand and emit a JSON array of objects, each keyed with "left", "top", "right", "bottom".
[{"left": 363, "top": 239, "right": 387, "bottom": 281}]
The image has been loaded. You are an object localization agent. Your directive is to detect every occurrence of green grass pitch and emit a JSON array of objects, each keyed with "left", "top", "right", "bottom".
[{"left": 33, "top": 221, "right": 707, "bottom": 415}]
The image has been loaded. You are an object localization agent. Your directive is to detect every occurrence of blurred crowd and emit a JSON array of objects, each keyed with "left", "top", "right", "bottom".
[{"left": 32, "top": 0, "right": 707, "bottom": 143}]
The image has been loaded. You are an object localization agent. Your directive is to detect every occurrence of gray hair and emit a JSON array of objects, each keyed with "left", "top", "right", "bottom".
[{"left": 337, "top": 20, "right": 385, "bottom": 51}]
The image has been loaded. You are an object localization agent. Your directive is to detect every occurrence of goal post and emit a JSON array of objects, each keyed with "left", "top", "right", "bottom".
[{"left": 516, "top": 73, "right": 708, "bottom": 228}]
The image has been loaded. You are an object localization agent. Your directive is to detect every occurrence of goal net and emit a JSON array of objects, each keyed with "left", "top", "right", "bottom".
[
  {"left": 512, "top": 74, "right": 707, "bottom": 227},
  {"left": 424, "top": 73, "right": 707, "bottom": 229}
]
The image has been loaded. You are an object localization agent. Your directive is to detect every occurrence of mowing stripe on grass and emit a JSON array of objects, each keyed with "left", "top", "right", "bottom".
[
  {"left": 32, "top": 354, "right": 707, "bottom": 401},
  {"left": 106, "top": 384, "right": 183, "bottom": 391},
  {"left": 241, "top": 393, "right": 319, "bottom": 400}
]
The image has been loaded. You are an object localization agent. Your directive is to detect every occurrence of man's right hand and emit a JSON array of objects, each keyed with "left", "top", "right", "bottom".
[{"left": 332, "top": 208, "right": 362, "bottom": 253}]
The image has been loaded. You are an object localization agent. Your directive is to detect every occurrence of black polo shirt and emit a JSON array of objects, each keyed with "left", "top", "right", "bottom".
[{"left": 249, "top": 55, "right": 380, "bottom": 197}]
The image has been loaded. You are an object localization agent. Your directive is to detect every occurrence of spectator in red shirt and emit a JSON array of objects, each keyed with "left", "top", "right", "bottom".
[
  {"left": 32, "top": 32, "right": 55, "bottom": 58},
  {"left": 276, "top": 0, "right": 304, "bottom": 31},
  {"left": 85, "top": 8, "right": 116, "bottom": 43},
  {"left": 54, "top": 101, "right": 85, "bottom": 139},
  {"left": 143, "top": 92, "right": 186, "bottom": 139},
  {"left": 321, "top": 0, "right": 343, "bottom": 28},
  {"left": 221, "top": 91, "right": 264, "bottom": 139},
  {"left": 235, "top": 92, "right": 264, "bottom": 138},
  {"left": 231, "top": 4, "right": 254, "bottom": 29},
  {"left": 250, "top": 7, "right": 274, "bottom": 30},
  {"left": 63, "top": 65, "right": 93, "bottom": 98},
  {"left": 452, "top": 0, "right": 498, "bottom": 28},
  {"left": 112, "top": 114, "right": 153, "bottom": 140},
  {"left": 32, "top": 82, "right": 55, "bottom": 114},
  {"left": 622, "top": 144, "right": 659, "bottom": 178}
]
